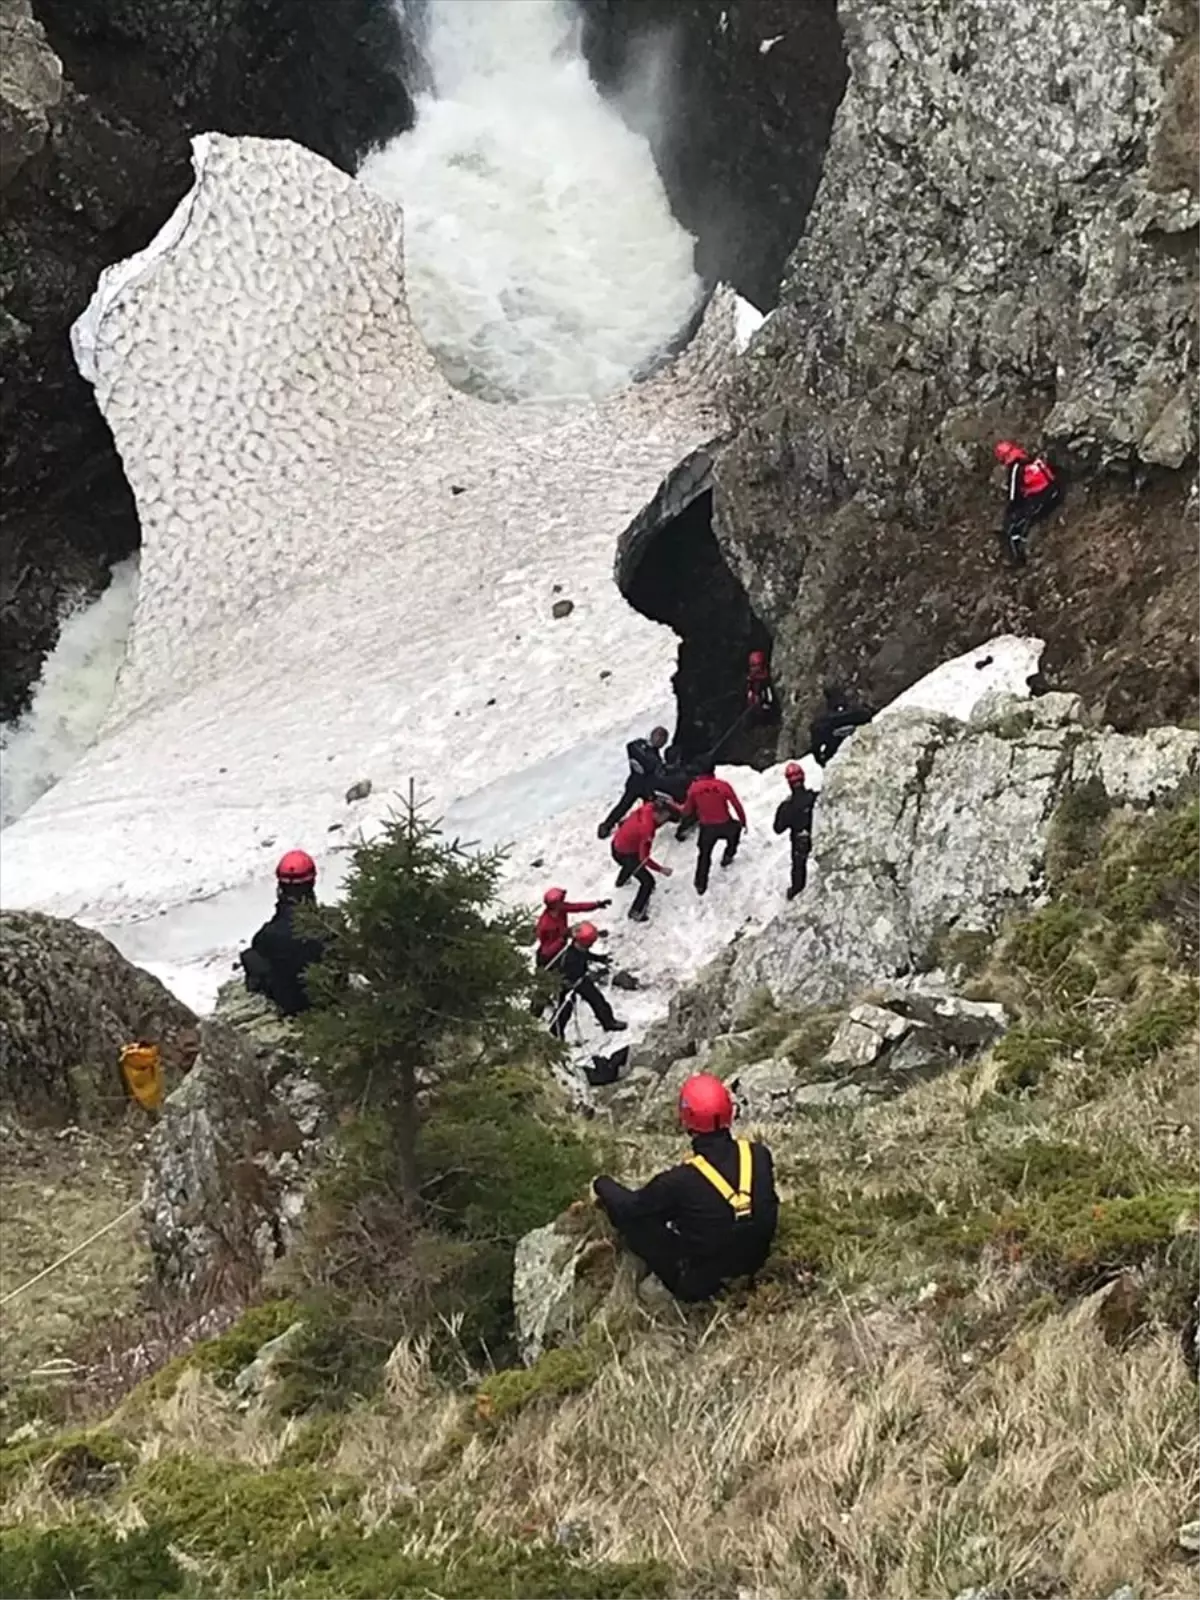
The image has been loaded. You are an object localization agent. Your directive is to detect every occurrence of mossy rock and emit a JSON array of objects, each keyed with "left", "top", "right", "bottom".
[{"left": 121, "top": 1298, "right": 303, "bottom": 1412}]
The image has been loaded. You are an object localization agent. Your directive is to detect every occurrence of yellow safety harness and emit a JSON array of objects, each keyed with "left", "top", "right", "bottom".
[{"left": 687, "top": 1138, "right": 754, "bottom": 1220}]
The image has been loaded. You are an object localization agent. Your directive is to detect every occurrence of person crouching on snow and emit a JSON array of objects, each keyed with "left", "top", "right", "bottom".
[{"left": 611, "top": 799, "right": 675, "bottom": 922}]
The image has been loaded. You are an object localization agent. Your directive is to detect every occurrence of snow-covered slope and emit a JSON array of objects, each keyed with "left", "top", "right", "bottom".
[{"left": 0, "top": 129, "right": 728, "bottom": 1000}]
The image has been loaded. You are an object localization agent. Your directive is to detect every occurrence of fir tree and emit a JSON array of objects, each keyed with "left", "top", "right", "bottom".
[{"left": 299, "top": 788, "right": 536, "bottom": 1207}]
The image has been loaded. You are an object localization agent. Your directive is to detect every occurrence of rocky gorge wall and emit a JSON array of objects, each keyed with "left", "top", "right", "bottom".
[{"left": 711, "top": 0, "right": 1198, "bottom": 741}]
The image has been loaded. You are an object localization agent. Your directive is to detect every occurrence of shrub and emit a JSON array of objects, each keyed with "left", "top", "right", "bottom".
[
  {"left": 300, "top": 792, "right": 538, "bottom": 1206},
  {"left": 991, "top": 1013, "right": 1097, "bottom": 1094},
  {"left": 475, "top": 1340, "right": 606, "bottom": 1426},
  {"left": 0, "top": 1522, "right": 183, "bottom": 1599}
]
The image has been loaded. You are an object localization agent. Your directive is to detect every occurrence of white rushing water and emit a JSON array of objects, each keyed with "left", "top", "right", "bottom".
[
  {"left": 0, "top": 558, "right": 139, "bottom": 829},
  {"left": 359, "top": 0, "right": 703, "bottom": 400}
]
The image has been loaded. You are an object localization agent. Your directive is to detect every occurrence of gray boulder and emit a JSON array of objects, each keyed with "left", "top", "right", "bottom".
[
  {"left": 141, "top": 983, "right": 327, "bottom": 1296},
  {"left": 0, "top": 909, "right": 197, "bottom": 1125},
  {"left": 512, "top": 1211, "right": 617, "bottom": 1365},
  {"left": 653, "top": 698, "right": 1196, "bottom": 1062}
]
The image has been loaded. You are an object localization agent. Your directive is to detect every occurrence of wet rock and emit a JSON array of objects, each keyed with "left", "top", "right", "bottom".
[
  {"left": 0, "top": 909, "right": 196, "bottom": 1125},
  {"left": 551, "top": 598, "right": 575, "bottom": 620},
  {"left": 0, "top": 0, "right": 62, "bottom": 190},
  {"left": 611, "top": 969, "right": 641, "bottom": 991},
  {"left": 141, "top": 982, "right": 328, "bottom": 1296},
  {"left": 344, "top": 778, "right": 372, "bottom": 803}
]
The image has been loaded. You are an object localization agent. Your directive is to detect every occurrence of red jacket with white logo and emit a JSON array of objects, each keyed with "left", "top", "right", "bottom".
[
  {"left": 680, "top": 775, "right": 747, "bottom": 828},
  {"left": 613, "top": 802, "right": 667, "bottom": 873}
]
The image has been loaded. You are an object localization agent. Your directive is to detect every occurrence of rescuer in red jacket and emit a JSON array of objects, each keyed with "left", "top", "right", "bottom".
[
  {"left": 611, "top": 799, "right": 674, "bottom": 922},
  {"left": 994, "top": 439, "right": 1063, "bottom": 565},
  {"left": 745, "top": 649, "right": 779, "bottom": 727},
  {"left": 677, "top": 766, "right": 748, "bottom": 896},
  {"left": 531, "top": 885, "right": 611, "bottom": 1015}
]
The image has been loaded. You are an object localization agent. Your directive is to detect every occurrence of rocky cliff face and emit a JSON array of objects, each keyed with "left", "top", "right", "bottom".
[
  {"left": 711, "top": 0, "right": 1198, "bottom": 742},
  {"left": 0, "top": 908, "right": 198, "bottom": 1123},
  {"left": 142, "top": 982, "right": 327, "bottom": 1297},
  {"left": 636, "top": 692, "right": 1197, "bottom": 1068},
  {"left": 0, "top": 0, "right": 410, "bottom": 722}
]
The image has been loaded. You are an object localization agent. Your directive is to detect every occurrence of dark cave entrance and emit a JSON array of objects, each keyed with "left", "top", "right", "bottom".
[{"left": 618, "top": 453, "right": 774, "bottom": 768}]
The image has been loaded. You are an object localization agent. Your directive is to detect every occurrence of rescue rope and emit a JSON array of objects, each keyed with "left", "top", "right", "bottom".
[{"left": 0, "top": 1200, "right": 141, "bottom": 1308}]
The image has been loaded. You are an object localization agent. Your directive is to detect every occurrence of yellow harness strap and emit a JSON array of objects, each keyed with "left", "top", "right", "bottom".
[{"left": 688, "top": 1138, "right": 754, "bottom": 1219}]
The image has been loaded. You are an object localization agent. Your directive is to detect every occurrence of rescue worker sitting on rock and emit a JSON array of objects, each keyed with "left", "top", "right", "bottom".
[
  {"left": 240, "top": 849, "right": 327, "bottom": 1018},
  {"left": 994, "top": 438, "right": 1063, "bottom": 565},
  {"left": 592, "top": 1072, "right": 778, "bottom": 1302}
]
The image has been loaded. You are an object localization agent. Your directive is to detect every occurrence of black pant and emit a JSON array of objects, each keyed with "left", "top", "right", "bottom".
[
  {"left": 610, "top": 1214, "right": 719, "bottom": 1304},
  {"left": 788, "top": 833, "right": 811, "bottom": 898},
  {"left": 550, "top": 975, "right": 617, "bottom": 1038},
  {"left": 613, "top": 846, "right": 655, "bottom": 917},
  {"left": 599, "top": 774, "right": 654, "bottom": 836},
  {"left": 694, "top": 821, "right": 742, "bottom": 894},
  {"left": 1003, "top": 484, "right": 1062, "bottom": 562}
]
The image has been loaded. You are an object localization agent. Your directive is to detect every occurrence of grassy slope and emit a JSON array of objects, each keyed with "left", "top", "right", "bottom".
[{"left": 0, "top": 797, "right": 1196, "bottom": 1600}]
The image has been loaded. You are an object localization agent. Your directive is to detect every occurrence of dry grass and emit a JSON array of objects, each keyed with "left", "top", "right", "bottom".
[{"left": 0, "top": 1124, "right": 151, "bottom": 1428}]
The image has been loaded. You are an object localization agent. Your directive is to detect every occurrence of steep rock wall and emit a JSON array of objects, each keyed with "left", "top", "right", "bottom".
[
  {"left": 714, "top": 0, "right": 1199, "bottom": 741},
  {"left": 0, "top": 0, "right": 410, "bottom": 722}
]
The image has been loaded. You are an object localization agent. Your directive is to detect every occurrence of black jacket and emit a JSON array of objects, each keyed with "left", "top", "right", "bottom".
[
  {"left": 243, "top": 897, "right": 326, "bottom": 1017},
  {"left": 810, "top": 699, "right": 874, "bottom": 766},
  {"left": 559, "top": 944, "right": 610, "bottom": 985},
  {"left": 773, "top": 788, "right": 816, "bottom": 838},
  {"left": 627, "top": 738, "right": 667, "bottom": 781},
  {"left": 594, "top": 1130, "right": 778, "bottom": 1284}
]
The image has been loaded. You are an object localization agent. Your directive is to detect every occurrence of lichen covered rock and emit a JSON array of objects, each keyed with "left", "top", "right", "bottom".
[
  {"left": 0, "top": 909, "right": 196, "bottom": 1124},
  {"left": 141, "top": 983, "right": 327, "bottom": 1296},
  {"left": 645, "top": 696, "right": 1196, "bottom": 1062}
]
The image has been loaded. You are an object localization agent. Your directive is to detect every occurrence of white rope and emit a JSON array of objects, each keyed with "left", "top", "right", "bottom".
[{"left": 0, "top": 1200, "right": 141, "bottom": 1307}]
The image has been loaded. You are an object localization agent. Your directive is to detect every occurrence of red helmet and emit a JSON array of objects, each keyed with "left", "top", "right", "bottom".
[
  {"left": 748, "top": 650, "right": 766, "bottom": 668},
  {"left": 785, "top": 761, "right": 805, "bottom": 787},
  {"left": 543, "top": 886, "right": 567, "bottom": 907},
  {"left": 679, "top": 1072, "right": 734, "bottom": 1133},
  {"left": 574, "top": 922, "right": 599, "bottom": 948},
  {"left": 993, "top": 439, "right": 1026, "bottom": 465},
  {"left": 276, "top": 849, "right": 316, "bottom": 885}
]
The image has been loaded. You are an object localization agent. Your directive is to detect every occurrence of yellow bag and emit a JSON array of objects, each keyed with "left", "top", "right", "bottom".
[{"left": 120, "top": 1042, "right": 163, "bottom": 1112}]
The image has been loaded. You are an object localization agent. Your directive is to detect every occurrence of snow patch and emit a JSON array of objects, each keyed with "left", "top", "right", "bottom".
[
  {"left": 734, "top": 296, "right": 766, "bottom": 351},
  {"left": 71, "top": 134, "right": 213, "bottom": 385}
]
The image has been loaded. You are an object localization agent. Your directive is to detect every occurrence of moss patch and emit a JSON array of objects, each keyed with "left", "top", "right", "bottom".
[{"left": 476, "top": 1340, "right": 607, "bottom": 1426}]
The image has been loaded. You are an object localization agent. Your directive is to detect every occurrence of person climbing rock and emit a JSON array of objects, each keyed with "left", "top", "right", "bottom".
[
  {"left": 773, "top": 761, "right": 816, "bottom": 900},
  {"left": 677, "top": 766, "right": 747, "bottom": 896},
  {"left": 994, "top": 439, "right": 1063, "bottom": 565},
  {"left": 592, "top": 1072, "right": 778, "bottom": 1303},
  {"left": 531, "top": 885, "right": 611, "bottom": 1014},
  {"left": 548, "top": 922, "right": 627, "bottom": 1039},
  {"left": 597, "top": 725, "right": 670, "bottom": 839},
  {"left": 745, "top": 649, "right": 780, "bottom": 727},
  {"left": 809, "top": 683, "right": 874, "bottom": 767},
  {"left": 240, "top": 849, "right": 327, "bottom": 1017},
  {"left": 611, "top": 798, "right": 674, "bottom": 921}
]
